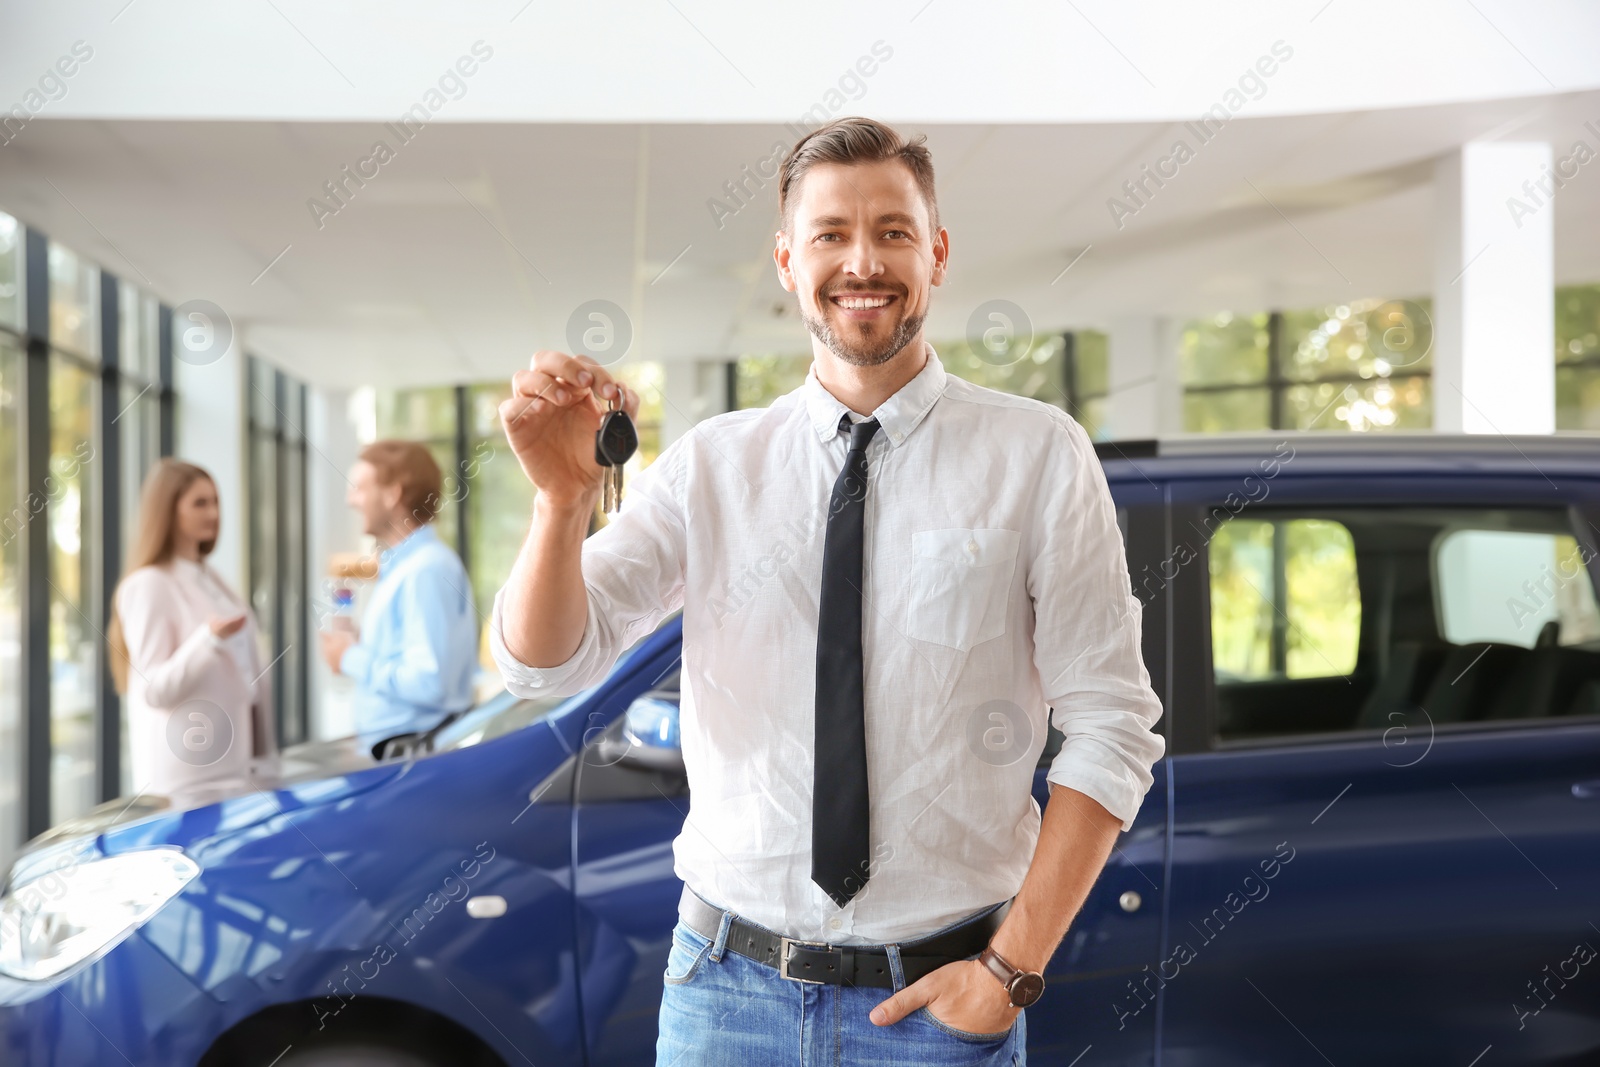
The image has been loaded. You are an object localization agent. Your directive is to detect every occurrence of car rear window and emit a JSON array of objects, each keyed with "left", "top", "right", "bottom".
[{"left": 1435, "top": 529, "right": 1600, "bottom": 648}]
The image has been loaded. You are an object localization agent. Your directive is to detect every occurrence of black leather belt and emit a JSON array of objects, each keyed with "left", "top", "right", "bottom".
[{"left": 679, "top": 887, "right": 1010, "bottom": 989}]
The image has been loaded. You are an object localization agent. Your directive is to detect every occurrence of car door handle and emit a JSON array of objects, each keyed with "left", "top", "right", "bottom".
[
  {"left": 466, "top": 895, "right": 507, "bottom": 918},
  {"left": 1573, "top": 780, "right": 1600, "bottom": 799}
]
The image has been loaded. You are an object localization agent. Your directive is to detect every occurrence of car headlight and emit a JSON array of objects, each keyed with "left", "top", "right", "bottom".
[{"left": 0, "top": 848, "right": 199, "bottom": 981}]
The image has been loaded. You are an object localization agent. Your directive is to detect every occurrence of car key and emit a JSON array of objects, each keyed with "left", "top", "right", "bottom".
[{"left": 594, "top": 392, "right": 639, "bottom": 514}]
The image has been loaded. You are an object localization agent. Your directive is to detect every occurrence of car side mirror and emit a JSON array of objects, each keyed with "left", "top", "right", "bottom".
[{"left": 594, "top": 694, "right": 684, "bottom": 774}]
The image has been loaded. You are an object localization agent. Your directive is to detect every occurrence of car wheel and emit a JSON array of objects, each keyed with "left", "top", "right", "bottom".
[
  {"left": 277, "top": 1044, "right": 437, "bottom": 1067},
  {"left": 202, "top": 998, "right": 504, "bottom": 1067}
]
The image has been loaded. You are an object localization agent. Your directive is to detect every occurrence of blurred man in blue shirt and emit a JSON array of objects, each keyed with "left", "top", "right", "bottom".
[{"left": 319, "top": 440, "right": 478, "bottom": 749}]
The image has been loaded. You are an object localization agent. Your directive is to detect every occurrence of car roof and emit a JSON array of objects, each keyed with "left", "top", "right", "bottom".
[{"left": 1094, "top": 431, "right": 1600, "bottom": 484}]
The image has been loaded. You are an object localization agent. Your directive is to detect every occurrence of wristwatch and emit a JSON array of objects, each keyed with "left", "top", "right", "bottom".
[{"left": 978, "top": 945, "right": 1046, "bottom": 1007}]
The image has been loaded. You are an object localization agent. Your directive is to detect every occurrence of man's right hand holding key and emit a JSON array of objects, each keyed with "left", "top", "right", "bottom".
[
  {"left": 499, "top": 350, "right": 641, "bottom": 509},
  {"left": 496, "top": 350, "right": 642, "bottom": 669}
]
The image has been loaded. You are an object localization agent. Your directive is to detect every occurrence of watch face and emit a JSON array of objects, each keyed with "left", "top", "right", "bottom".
[{"left": 1009, "top": 972, "right": 1046, "bottom": 1007}]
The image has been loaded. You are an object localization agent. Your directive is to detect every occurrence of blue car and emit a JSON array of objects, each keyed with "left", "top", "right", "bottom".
[{"left": 3, "top": 433, "right": 1599, "bottom": 1065}]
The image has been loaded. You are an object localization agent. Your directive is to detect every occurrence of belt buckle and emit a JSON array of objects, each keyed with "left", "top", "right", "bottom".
[{"left": 779, "top": 936, "right": 832, "bottom": 984}]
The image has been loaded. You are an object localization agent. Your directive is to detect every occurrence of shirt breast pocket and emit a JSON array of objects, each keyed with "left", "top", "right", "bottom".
[{"left": 905, "top": 528, "right": 1021, "bottom": 651}]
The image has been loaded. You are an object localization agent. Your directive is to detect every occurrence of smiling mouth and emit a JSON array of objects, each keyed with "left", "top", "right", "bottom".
[{"left": 829, "top": 292, "right": 897, "bottom": 312}]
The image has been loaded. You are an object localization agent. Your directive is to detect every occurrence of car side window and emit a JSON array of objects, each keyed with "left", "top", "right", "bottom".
[
  {"left": 1207, "top": 506, "right": 1600, "bottom": 745},
  {"left": 1210, "top": 517, "right": 1360, "bottom": 683},
  {"left": 1435, "top": 529, "right": 1600, "bottom": 647}
]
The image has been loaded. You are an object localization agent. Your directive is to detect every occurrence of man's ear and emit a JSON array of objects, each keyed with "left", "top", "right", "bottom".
[
  {"left": 931, "top": 227, "right": 950, "bottom": 286},
  {"left": 774, "top": 231, "right": 796, "bottom": 293}
]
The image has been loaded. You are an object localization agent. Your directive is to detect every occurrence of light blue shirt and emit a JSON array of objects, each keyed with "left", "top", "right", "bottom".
[{"left": 339, "top": 524, "right": 478, "bottom": 743}]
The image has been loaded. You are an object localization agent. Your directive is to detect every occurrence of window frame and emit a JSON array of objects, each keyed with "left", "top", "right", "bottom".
[
  {"left": 44, "top": 346, "right": 103, "bottom": 826},
  {"left": 1181, "top": 304, "right": 1434, "bottom": 433},
  {"left": 0, "top": 330, "right": 27, "bottom": 869},
  {"left": 3, "top": 224, "right": 180, "bottom": 867},
  {"left": 245, "top": 355, "right": 311, "bottom": 746}
]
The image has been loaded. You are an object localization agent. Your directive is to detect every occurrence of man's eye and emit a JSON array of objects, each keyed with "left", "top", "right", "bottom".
[
  {"left": 884, "top": 230, "right": 908, "bottom": 239},
  {"left": 817, "top": 233, "right": 840, "bottom": 242}
]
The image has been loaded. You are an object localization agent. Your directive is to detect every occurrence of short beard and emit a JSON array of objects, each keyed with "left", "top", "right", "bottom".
[{"left": 802, "top": 297, "right": 925, "bottom": 368}]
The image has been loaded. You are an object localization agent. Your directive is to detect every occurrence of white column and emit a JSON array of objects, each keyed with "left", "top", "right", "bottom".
[
  {"left": 660, "top": 359, "right": 734, "bottom": 447},
  {"left": 1106, "top": 317, "right": 1181, "bottom": 439},
  {"left": 174, "top": 354, "right": 246, "bottom": 591},
  {"left": 1433, "top": 142, "right": 1555, "bottom": 434},
  {"left": 305, "top": 386, "right": 362, "bottom": 740}
]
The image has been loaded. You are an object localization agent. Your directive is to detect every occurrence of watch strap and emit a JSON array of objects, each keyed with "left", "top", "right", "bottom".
[
  {"left": 979, "top": 945, "right": 1044, "bottom": 1007},
  {"left": 979, "top": 945, "right": 1017, "bottom": 988}
]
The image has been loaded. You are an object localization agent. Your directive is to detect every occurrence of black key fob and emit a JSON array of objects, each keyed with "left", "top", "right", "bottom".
[{"left": 595, "top": 408, "right": 639, "bottom": 467}]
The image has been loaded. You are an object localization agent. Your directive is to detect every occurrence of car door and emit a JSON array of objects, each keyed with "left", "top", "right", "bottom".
[
  {"left": 1025, "top": 747, "right": 1169, "bottom": 1066},
  {"left": 1161, "top": 473, "right": 1600, "bottom": 1067},
  {"left": 568, "top": 634, "right": 690, "bottom": 1067}
]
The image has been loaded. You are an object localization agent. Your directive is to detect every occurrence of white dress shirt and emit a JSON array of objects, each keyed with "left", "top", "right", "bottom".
[{"left": 490, "top": 341, "right": 1166, "bottom": 944}]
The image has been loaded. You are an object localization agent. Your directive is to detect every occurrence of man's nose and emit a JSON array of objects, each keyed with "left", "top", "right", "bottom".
[{"left": 840, "top": 233, "right": 884, "bottom": 279}]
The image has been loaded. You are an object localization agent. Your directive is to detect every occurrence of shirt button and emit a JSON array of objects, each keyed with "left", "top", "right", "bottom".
[
  {"left": 828, "top": 917, "right": 843, "bottom": 930},
  {"left": 966, "top": 539, "right": 979, "bottom": 554},
  {"left": 892, "top": 431, "right": 903, "bottom": 442}
]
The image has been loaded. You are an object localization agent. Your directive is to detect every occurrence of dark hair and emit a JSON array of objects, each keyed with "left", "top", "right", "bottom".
[
  {"left": 777, "top": 116, "right": 939, "bottom": 236},
  {"left": 359, "top": 440, "right": 444, "bottom": 523}
]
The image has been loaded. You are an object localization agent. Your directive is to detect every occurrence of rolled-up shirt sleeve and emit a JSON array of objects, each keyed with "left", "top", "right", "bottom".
[
  {"left": 489, "top": 433, "right": 689, "bottom": 699},
  {"left": 1030, "top": 410, "right": 1166, "bottom": 832}
]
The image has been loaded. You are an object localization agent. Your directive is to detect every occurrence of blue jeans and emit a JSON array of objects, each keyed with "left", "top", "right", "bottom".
[{"left": 655, "top": 897, "right": 1025, "bottom": 1066}]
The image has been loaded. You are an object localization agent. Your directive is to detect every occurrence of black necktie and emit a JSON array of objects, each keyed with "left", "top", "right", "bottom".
[{"left": 813, "top": 412, "right": 881, "bottom": 907}]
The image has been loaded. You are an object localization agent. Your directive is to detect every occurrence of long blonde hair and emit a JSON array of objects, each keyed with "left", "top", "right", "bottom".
[{"left": 108, "top": 459, "right": 218, "bottom": 693}]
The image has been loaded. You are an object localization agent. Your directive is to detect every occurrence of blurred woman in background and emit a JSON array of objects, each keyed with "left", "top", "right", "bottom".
[{"left": 107, "top": 459, "right": 276, "bottom": 794}]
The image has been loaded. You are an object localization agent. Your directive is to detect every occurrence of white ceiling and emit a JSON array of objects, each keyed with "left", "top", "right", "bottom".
[
  {"left": 6, "top": 0, "right": 1596, "bottom": 123},
  {"left": 0, "top": 5, "right": 1597, "bottom": 390}
]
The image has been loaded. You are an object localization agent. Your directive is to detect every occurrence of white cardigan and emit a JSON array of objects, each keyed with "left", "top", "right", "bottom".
[{"left": 116, "top": 556, "right": 277, "bottom": 795}]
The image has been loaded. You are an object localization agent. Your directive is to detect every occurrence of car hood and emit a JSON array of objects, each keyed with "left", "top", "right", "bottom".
[{"left": 5, "top": 736, "right": 402, "bottom": 890}]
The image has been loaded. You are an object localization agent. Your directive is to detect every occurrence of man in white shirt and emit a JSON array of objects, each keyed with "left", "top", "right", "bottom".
[{"left": 490, "top": 116, "right": 1165, "bottom": 1064}]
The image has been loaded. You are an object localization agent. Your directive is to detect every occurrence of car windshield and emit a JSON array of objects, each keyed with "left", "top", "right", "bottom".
[
  {"left": 433, "top": 613, "right": 681, "bottom": 754},
  {"left": 431, "top": 688, "right": 588, "bottom": 753}
]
